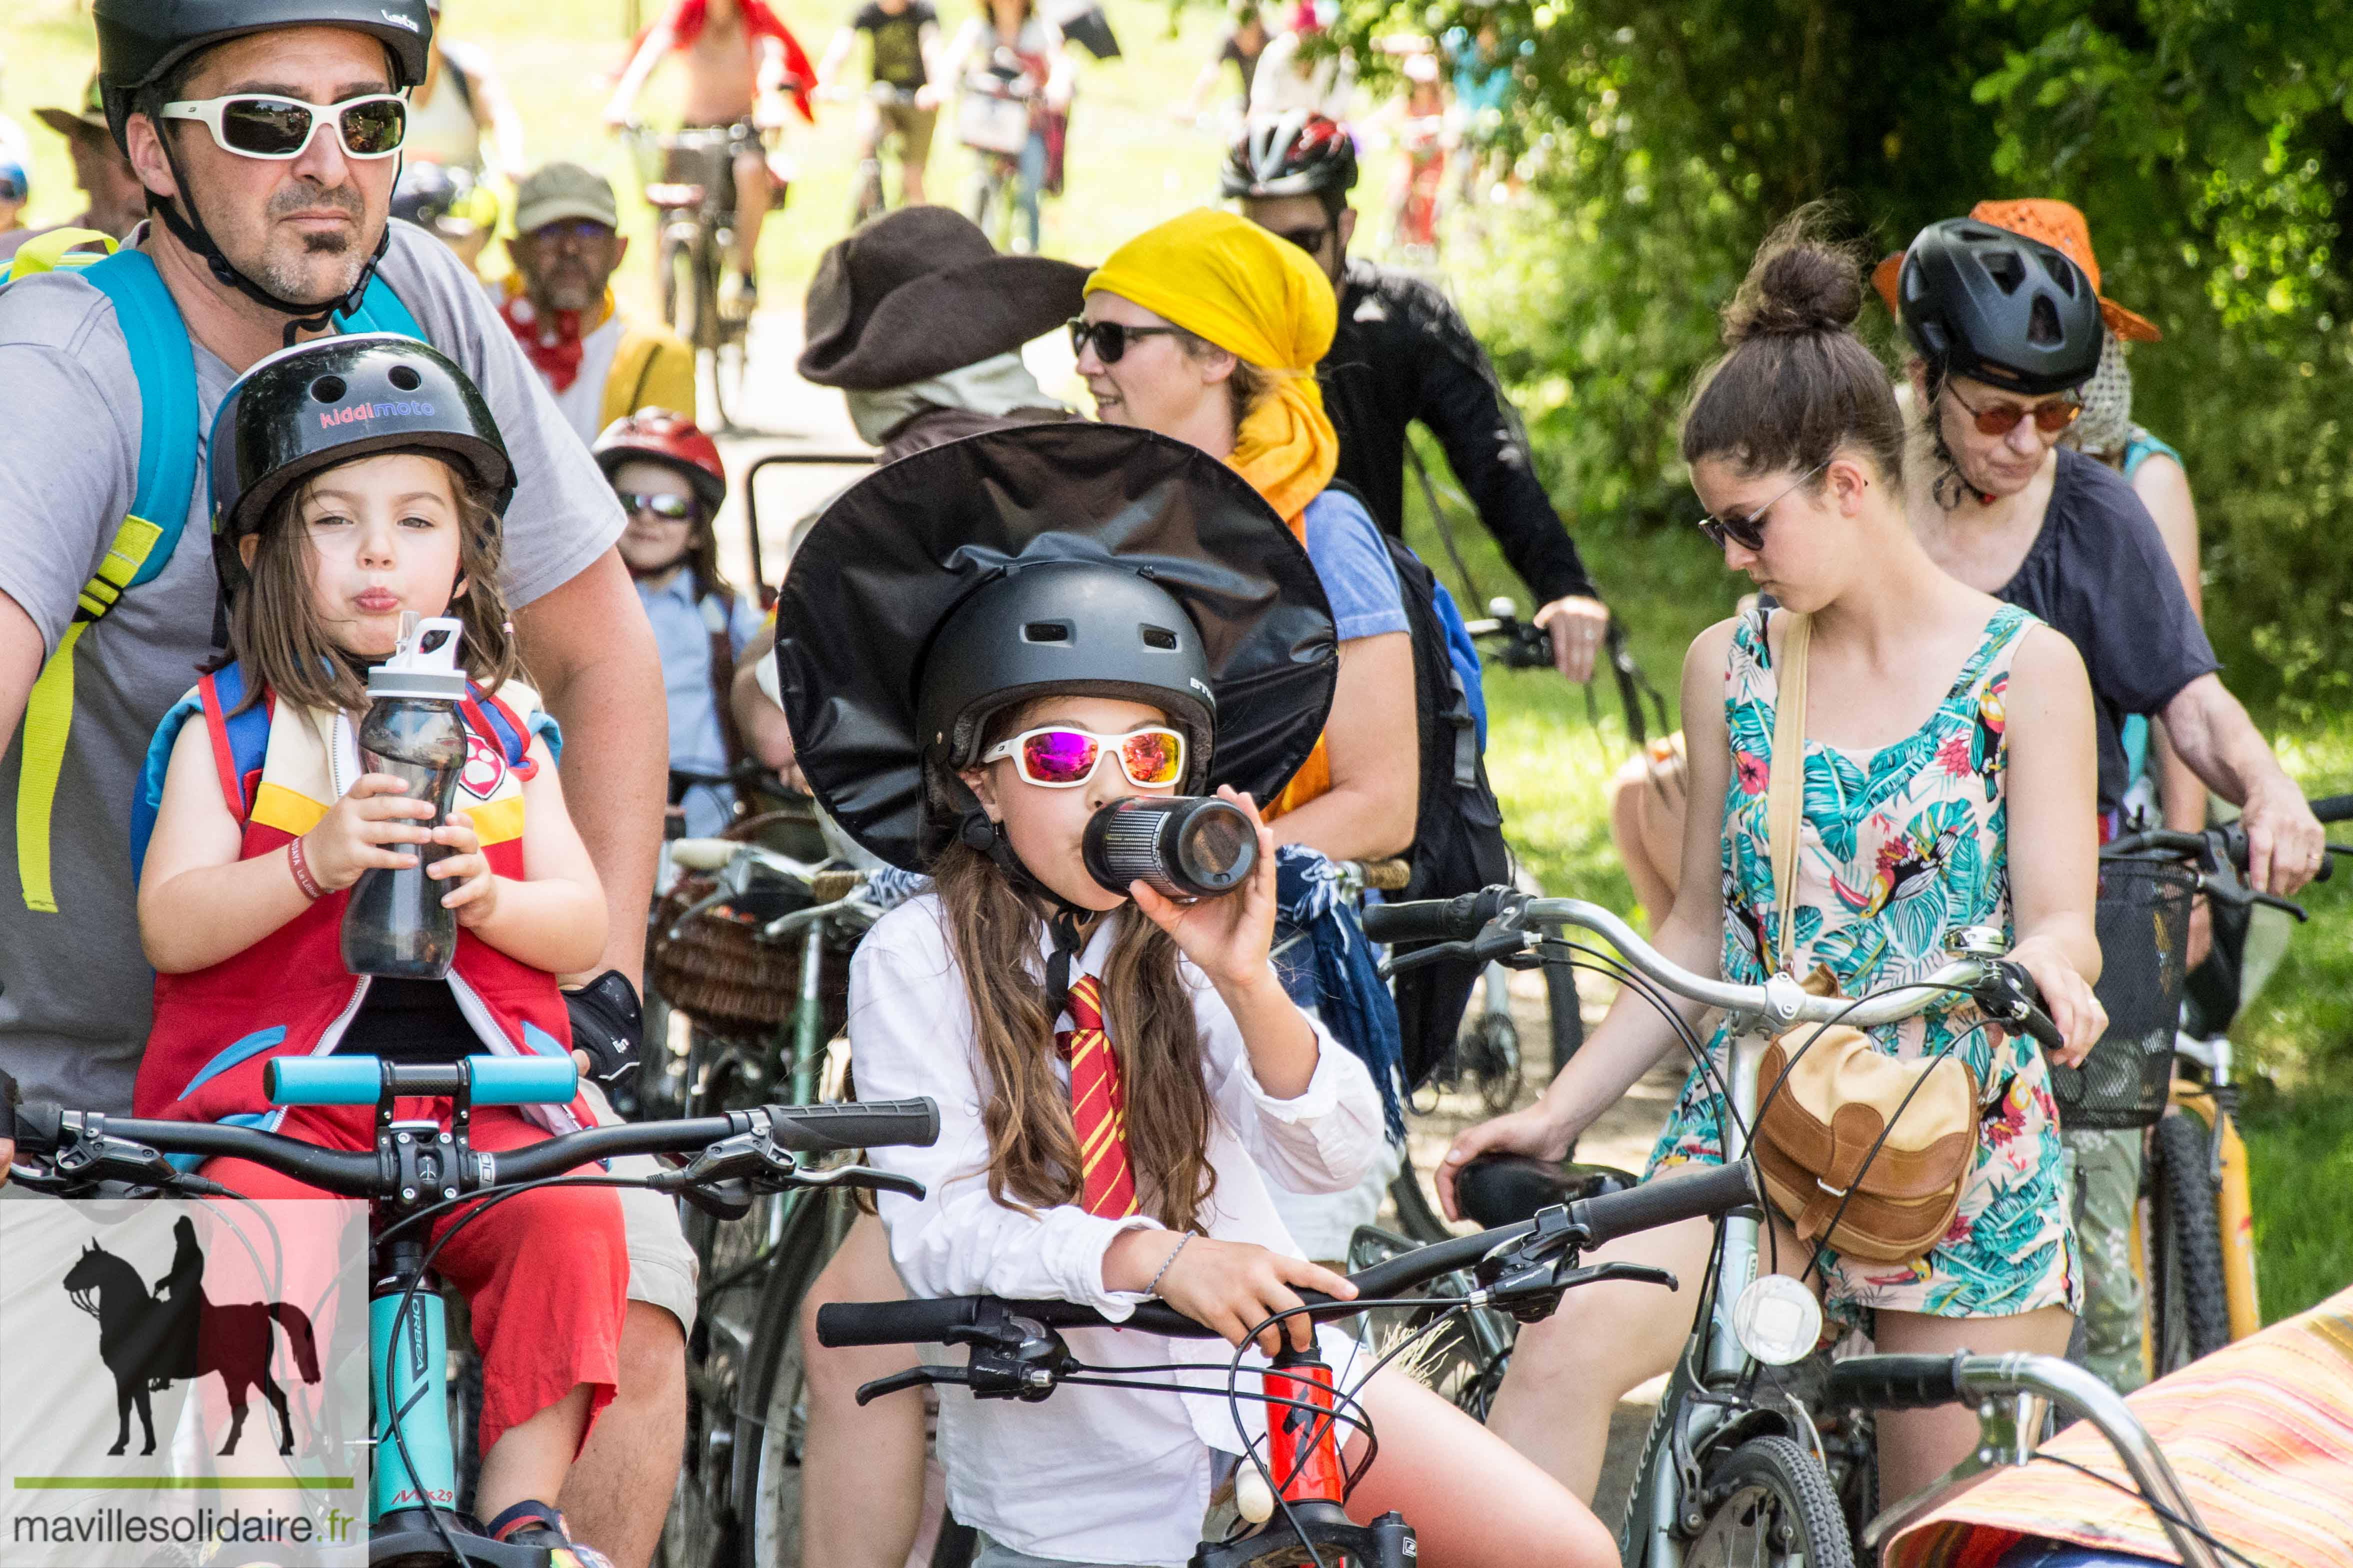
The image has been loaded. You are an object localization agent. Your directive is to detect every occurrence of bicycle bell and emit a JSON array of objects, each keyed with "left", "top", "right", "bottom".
[
  {"left": 1943, "top": 925, "right": 2012, "bottom": 960},
  {"left": 1730, "top": 1275, "right": 1822, "bottom": 1367}
]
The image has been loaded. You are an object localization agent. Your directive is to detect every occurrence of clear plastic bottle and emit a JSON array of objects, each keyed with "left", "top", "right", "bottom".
[{"left": 342, "top": 616, "right": 471, "bottom": 980}]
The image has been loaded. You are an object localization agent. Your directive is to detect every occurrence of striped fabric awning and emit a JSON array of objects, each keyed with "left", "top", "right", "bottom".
[{"left": 1888, "top": 1286, "right": 2353, "bottom": 1568}]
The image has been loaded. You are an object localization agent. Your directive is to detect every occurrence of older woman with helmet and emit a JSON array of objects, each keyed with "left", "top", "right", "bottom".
[{"left": 1882, "top": 208, "right": 2322, "bottom": 893}]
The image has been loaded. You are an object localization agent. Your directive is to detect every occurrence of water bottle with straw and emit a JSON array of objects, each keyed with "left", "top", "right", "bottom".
[{"left": 342, "top": 614, "right": 471, "bottom": 980}]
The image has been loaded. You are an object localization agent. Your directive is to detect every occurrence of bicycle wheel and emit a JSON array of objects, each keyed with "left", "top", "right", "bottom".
[
  {"left": 1386, "top": 1163, "right": 1452, "bottom": 1246},
  {"left": 1683, "top": 1435, "right": 1855, "bottom": 1568},
  {"left": 2148, "top": 1111, "right": 2230, "bottom": 1375},
  {"left": 852, "top": 158, "right": 886, "bottom": 226},
  {"left": 1461, "top": 1010, "right": 1523, "bottom": 1114},
  {"left": 1345, "top": 1225, "right": 1511, "bottom": 1421},
  {"left": 743, "top": 1194, "right": 855, "bottom": 1568},
  {"left": 712, "top": 329, "right": 750, "bottom": 433},
  {"left": 660, "top": 234, "right": 686, "bottom": 334}
]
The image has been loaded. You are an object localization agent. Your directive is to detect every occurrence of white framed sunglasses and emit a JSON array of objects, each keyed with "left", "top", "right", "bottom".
[
  {"left": 160, "top": 92, "right": 409, "bottom": 161},
  {"left": 980, "top": 725, "right": 1189, "bottom": 789}
]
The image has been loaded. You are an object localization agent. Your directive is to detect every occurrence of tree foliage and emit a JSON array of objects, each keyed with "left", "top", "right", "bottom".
[{"left": 1329, "top": 0, "right": 2353, "bottom": 698}]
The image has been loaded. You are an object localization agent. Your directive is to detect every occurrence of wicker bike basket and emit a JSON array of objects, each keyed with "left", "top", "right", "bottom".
[
  {"left": 650, "top": 813, "right": 852, "bottom": 1044},
  {"left": 2049, "top": 856, "right": 2198, "bottom": 1130}
]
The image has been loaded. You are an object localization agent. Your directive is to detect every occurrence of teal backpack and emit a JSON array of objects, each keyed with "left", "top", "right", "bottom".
[{"left": 0, "top": 229, "right": 423, "bottom": 911}]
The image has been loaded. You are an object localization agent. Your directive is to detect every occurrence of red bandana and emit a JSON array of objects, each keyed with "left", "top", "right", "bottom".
[{"left": 499, "top": 287, "right": 590, "bottom": 392}]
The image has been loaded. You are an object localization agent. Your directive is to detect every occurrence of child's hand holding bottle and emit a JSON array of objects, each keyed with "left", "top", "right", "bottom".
[
  {"left": 1128, "top": 786, "right": 1280, "bottom": 992},
  {"left": 297, "top": 774, "right": 440, "bottom": 892},
  {"left": 426, "top": 816, "right": 499, "bottom": 927}
]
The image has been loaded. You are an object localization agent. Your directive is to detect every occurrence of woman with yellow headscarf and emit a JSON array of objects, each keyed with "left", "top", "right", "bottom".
[{"left": 1080, "top": 207, "right": 1418, "bottom": 858}]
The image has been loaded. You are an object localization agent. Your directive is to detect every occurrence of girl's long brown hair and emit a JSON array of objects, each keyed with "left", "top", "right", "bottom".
[
  {"left": 930, "top": 835, "right": 1219, "bottom": 1234},
  {"left": 223, "top": 456, "right": 524, "bottom": 714}
]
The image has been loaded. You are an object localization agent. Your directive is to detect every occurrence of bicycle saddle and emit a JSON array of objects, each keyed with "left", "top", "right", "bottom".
[{"left": 1454, "top": 1154, "right": 1638, "bottom": 1230}]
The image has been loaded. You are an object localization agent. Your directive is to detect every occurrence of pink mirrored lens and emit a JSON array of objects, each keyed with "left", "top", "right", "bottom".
[
  {"left": 1020, "top": 729, "right": 1101, "bottom": 783},
  {"left": 1120, "top": 731, "right": 1183, "bottom": 786}
]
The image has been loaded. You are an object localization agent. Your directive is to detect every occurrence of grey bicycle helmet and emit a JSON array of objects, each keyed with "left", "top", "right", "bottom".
[
  {"left": 1894, "top": 218, "right": 2104, "bottom": 396},
  {"left": 208, "top": 334, "right": 512, "bottom": 599},
  {"left": 1221, "top": 111, "right": 1358, "bottom": 202},
  {"left": 95, "top": 0, "right": 432, "bottom": 150}
]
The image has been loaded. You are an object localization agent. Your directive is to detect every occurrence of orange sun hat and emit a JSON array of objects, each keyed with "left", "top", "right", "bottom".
[{"left": 1874, "top": 198, "right": 2162, "bottom": 343}]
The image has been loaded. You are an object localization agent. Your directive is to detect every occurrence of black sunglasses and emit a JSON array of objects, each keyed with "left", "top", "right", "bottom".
[
  {"left": 1068, "top": 317, "right": 1186, "bottom": 364},
  {"left": 1266, "top": 222, "right": 1334, "bottom": 257},
  {"left": 618, "top": 490, "right": 696, "bottom": 521},
  {"left": 1694, "top": 460, "right": 1829, "bottom": 552}
]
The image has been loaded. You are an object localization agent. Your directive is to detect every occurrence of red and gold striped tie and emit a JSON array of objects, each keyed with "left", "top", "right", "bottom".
[{"left": 1056, "top": 975, "right": 1140, "bottom": 1219}]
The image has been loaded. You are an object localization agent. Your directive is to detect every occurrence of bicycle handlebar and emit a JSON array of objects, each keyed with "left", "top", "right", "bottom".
[
  {"left": 816, "top": 1160, "right": 1756, "bottom": 1348},
  {"left": 12, "top": 1094, "right": 940, "bottom": 1201}
]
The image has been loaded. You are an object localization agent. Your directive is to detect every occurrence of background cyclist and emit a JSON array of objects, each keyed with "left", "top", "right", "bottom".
[
  {"left": 402, "top": 0, "right": 526, "bottom": 182},
  {"left": 928, "top": 0, "right": 1074, "bottom": 256},
  {"left": 1224, "top": 111, "right": 1613, "bottom": 683},
  {"left": 814, "top": 0, "right": 941, "bottom": 209},
  {"left": 1883, "top": 206, "right": 2326, "bottom": 893}
]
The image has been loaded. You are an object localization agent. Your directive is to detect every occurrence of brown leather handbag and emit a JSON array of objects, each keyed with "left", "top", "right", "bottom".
[{"left": 1748, "top": 612, "right": 1979, "bottom": 1267}]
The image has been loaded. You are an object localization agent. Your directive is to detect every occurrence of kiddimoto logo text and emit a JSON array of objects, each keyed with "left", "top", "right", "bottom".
[{"left": 319, "top": 398, "right": 436, "bottom": 430}]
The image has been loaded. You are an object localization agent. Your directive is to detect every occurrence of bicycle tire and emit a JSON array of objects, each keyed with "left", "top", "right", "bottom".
[
  {"left": 712, "top": 333, "right": 750, "bottom": 432},
  {"left": 1386, "top": 1164, "right": 1452, "bottom": 1246},
  {"left": 1684, "top": 1435, "right": 1856, "bottom": 1568},
  {"left": 1464, "top": 1011, "right": 1524, "bottom": 1114},
  {"left": 2148, "top": 1112, "right": 2230, "bottom": 1375},
  {"left": 743, "top": 1192, "right": 858, "bottom": 1568}
]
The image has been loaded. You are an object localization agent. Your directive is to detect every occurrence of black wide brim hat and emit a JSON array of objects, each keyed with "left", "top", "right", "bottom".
[
  {"left": 775, "top": 422, "right": 1338, "bottom": 872},
  {"left": 796, "top": 206, "right": 1091, "bottom": 391}
]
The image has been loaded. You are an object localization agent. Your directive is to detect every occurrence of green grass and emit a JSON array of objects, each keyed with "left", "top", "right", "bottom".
[{"left": 8, "top": 0, "right": 2348, "bottom": 1320}]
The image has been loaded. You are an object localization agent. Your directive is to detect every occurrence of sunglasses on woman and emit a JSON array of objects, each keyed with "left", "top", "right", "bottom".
[
  {"left": 160, "top": 93, "right": 408, "bottom": 161},
  {"left": 1946, "top": 383, "right": 2082, "bottom": 438},
  {"left": 1068, "top": 317, "right": 1186, "bottom": 365},
  {"left": 618, "top": 491, "right": 698, "bottom": 522},
  {"left": 1695, "top": 459, "right": 1830, "bottom": 552},
  {"left": 980, "top": 726, "right": 1188, "bottom": 789}
]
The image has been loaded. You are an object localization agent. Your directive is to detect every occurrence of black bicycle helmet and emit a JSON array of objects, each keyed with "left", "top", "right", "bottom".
[
  {"left": 919, "top": 563, "right": 1218, "bottom": 788},
  {"left": 95, "top": 0, "right": 432, "bottom": 150},
  {"left": 1894, "top": 217, "right": 2104, "bottom": 396},
  {"left": 1220, "top": 111, "right": 1358, "bottom": 202},
  {"left": 208, "top": 334, "right": 512, "bottom": 597}
]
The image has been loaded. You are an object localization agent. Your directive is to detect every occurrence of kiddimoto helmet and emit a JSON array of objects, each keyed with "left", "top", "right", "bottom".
[
  {"left": 594, "top": 410, "right": 729, "bottom": 513},
  {"left": 1894, "top": 218, "right": 2104, "bottom": 397},
  {"left": 1221, "top": 111, "right": 1358, "bottom": 202},
  {"left": 208, "top": 334, "right": 512, "bottom": 597},
  {"left": 94, "top": 0, "right": 434, "bottom": 151}
]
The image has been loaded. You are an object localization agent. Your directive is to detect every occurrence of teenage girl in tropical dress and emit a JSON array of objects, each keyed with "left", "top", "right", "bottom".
[{"left": 1438, "top": 214, "right": 2111, "bottom": 1510}]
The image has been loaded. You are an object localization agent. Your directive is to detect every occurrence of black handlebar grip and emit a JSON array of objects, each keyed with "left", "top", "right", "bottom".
[
  {"left": 816, "top": 1297, "right": 984, "bottom": 1348},
  {"left": 1826, "top": 1352, "right": 1966, "bottom": 1411},
  {"left": 764, "top": 1099, "right": 940, "bottom": 1153},
  {"left": 10, "top": 1099, "right": 60, "bottom": 1156},
  {"left": 1570, "top": 1161, "right": 1757, "bottom": 1250},
  {"left": 2310, "top": 793, "right": 2353, "bottom": 825},
  {"left": 1993, "top": 962, "right": 2066, "bottom": 1052},
  {"left": 1360, "top": 888, "right": 1502, "bottom": 945}
]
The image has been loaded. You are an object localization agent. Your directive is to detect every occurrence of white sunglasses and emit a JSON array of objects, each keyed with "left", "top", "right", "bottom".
[
  {"left": 160, "top": 92, "right": 409, "bottom": 161},
  {"left": 978, "top": 726, "right": 1190, "bottom": 789}
]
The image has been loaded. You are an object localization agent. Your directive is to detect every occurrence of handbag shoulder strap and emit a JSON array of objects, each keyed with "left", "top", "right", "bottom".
[{"left": 1764, "top": 608, "right": 1811, "bottom": 974}]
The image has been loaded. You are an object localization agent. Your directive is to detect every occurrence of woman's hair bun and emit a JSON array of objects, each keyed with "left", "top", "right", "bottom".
[{"left": 1720, "top": 208, "right": 1865, "bottom": 344}]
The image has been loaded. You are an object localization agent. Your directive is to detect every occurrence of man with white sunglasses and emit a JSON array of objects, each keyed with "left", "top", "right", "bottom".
[{"left": 0, "top": 3, "right": 686, "bottom": 1565}]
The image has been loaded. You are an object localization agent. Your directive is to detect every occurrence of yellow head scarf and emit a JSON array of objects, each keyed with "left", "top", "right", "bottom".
[
  {"left": 1086, "top": 209, "right": 1344, "bottom": 819},
  {"left": 1084, "top": 208, "right": 1340, "bottom": 532}
]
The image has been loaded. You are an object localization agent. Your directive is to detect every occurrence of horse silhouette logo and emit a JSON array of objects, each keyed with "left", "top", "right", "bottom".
[{"left": 60, "top": 1216, "right": 322, "bottom": 1458}]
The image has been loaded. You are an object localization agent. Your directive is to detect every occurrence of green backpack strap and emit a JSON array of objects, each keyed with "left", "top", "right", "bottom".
[
  {"left": 16, "top": 248, "right": 198, "bottom": 913},
  {"left": 0, "top": 227, "right": 121, "bottom": 284}
]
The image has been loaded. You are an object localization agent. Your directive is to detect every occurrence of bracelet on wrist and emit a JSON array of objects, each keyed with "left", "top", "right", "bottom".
[
  {"left": 287, "top": 835, "right": 326, "bottom": 901},
  {"left": 1146, "top": 1232, "right": 1192, "bottom": 1297}
]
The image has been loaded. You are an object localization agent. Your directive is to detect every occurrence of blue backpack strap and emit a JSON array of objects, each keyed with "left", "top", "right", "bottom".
[
  {"left": 334, "top": 272, "right": 426, "bottom": 340},
  {"left": 464, "top": 684, "right": 542, "bottom": 775},
  {"left": 130, "top": 664, "right": 270, "bottom": 884},
  {"left": 19, "top": 250, "right": 200, "bottom": 912}
]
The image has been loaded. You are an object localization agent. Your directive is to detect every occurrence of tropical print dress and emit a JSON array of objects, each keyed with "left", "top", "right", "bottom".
[{"left": 1648, "top": 603, "right": 2079, "bottom": 1321}]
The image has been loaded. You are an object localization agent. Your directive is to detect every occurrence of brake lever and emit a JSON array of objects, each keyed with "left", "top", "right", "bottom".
[
  {"left": 856, "top": 1365, "right": 966, "bottom": 1406},
  {"left": 777, "top": 1163, "right": 928, "bottom": 1201},
  {"left": 1378, "top": 924, "right": 1530, "bottom": 979},
  {"left": 2250, "top": 889, "right": 2312, "bottom": 923}
]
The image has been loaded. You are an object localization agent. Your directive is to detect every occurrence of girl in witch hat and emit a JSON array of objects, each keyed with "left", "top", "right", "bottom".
[{"left": 776, "top": 421, "right": 1612, "bottom": 1568}]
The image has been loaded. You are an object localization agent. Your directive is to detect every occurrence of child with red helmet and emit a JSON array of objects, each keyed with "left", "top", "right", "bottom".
[{"left": 593, "top": 410, "right": 765, "bottom": 834}]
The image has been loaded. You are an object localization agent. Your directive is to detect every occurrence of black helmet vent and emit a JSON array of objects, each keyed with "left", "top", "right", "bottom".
[
  {"left": 388, "top": 365, "right": 422, "bottom": 392},
  {"left": 310, "top": 375, "right": 347, "bottom": 404},
  {"left": 1141, "top": 625, "right": 1178, "bottom": 650},
  {"left": 2028, "top": 296, "right": 2062, "bottom": 346},
  {"left": 1982, "top": 251, "right": 2024, "bottom": 294},
  {"left": 1022, "top": 620, "right": 1072, "bottom": 643}
]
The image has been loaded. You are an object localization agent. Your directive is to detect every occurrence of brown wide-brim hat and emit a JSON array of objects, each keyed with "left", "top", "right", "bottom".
[
  {"left": 35, "top": 71, "right": 110, "bottom": 141},
  {"left": 1874, "top": 197, "right": 2161, "bottom": 343},
  {"left": 797, "top": 207, "right": 1091, "bottom": 391}
]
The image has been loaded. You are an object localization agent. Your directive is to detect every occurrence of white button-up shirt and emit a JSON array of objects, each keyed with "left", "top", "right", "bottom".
[{"left": 848, "top": 895, "right": 1386, "bottom": 1566}]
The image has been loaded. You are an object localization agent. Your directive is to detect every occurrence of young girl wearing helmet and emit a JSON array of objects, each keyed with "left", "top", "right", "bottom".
[
  {"left": 132, "top": 336, "right": 623, "bottom": 1568},
  {"left": 779, "top": 422, "right": 1612, "bottom": 1568},
  {"left": 593, "top": 409, "right": 763, "bottom": 835}
]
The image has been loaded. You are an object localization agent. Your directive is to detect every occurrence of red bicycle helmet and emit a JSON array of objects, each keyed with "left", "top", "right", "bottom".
[
  {"left": 1220, "top": 111, "right": 1359, "bottom": 202},
  {"left": 594, "top": 409, "right": 728, "bottom": 512}
]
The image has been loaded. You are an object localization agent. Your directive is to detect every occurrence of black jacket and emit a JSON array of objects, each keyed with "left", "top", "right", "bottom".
[{"left": 1319, "top": 258, "right": 1600, "bottom": 607}]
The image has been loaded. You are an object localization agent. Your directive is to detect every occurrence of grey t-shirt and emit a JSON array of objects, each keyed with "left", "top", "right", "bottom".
[{"left": 0, "top": 220, "right": 626, "bottom": 1114}]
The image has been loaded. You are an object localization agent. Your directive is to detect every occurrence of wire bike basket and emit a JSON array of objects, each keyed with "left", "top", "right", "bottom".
[{"left": 2050, "top": 856, "right": 2198, "bottom": 1130}]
